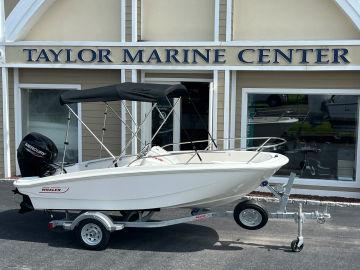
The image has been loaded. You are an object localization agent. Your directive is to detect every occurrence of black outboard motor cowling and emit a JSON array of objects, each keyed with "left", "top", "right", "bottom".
[{"left": 17, "top": 132, "right": 58, "bottom": 177}]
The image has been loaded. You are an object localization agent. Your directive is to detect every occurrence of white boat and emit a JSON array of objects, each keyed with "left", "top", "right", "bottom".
[
  {"left": 14, "top": 83, "right": 288, "bottom": 212},
  {"left": 248, "top": 116, "right": 298, "bottom": 138},
  {"left": 14, "top": 150, "right": 288, "bottom": 210},
  {"left": 325, "top": 95, "right": 357, "bottom": 121},
  {"left": 249, "top": 116, "right": 298, "bottom": 125}
]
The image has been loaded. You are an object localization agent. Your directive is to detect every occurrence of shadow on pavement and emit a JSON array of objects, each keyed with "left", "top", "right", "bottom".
[
  {"left": 0, "top": 209, "right": 243, "bottom": 252},
  {"left": 223, "top": 240, "right": 292, "bottom": 252},
  {"left": 0, "top": 209, "right": 296, "bottom": 253}
]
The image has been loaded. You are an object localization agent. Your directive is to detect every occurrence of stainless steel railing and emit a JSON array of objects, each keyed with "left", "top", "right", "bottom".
[{"left": 125, "top": 137, "right": 287, "bottom": 167}]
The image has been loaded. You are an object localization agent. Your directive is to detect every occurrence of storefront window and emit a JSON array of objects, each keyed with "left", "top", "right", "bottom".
[
  {"left": 247, "top": 93, "right": 358, "bottom": 181},
  {"left": 21, "top": 89, "right": 79, "bottom": 164}
]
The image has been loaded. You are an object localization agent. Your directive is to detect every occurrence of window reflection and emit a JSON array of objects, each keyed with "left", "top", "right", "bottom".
[
  {"left": 21, "top": 89, "right": 79, "bottom": 164},
  {"left": 152, "top": 98, "right": 174, "bottom": 150},
  {"left": 248, "top": 94, "right": 358, "bottom": 181}
]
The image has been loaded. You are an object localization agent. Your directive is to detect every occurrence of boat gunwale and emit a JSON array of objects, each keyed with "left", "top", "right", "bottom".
[{"left": 14, "top": 153, "right": 289, "bottom": 188}]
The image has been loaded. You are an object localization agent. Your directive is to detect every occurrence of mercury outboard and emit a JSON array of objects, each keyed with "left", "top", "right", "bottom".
[{"left": 14, "top": 132, "right": 59, "bottom": 213}]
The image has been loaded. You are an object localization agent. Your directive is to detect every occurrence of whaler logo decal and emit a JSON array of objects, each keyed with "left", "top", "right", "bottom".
[{"left": 40, "top": 187, "right": 69, "bottom": 193}]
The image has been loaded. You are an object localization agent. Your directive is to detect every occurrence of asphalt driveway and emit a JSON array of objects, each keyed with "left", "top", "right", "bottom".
[{"left": 0, "top": 180, "right": 359, "bottom": 270}]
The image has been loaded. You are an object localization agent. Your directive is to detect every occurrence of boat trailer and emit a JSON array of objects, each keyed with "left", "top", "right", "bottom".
[{"left": 47, "top": 172, "right": 333, "bottom": 252}]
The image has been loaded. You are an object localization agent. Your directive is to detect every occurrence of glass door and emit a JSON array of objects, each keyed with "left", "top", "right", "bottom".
[
  {"left": 142, "top": 81, "right": 210, "bottom": 152},
  {"left": 180, "top": 82, "right": 210, "bottom": 150},
  {"left": 151, "top": 98, "right": 180, "bottom": 150}
]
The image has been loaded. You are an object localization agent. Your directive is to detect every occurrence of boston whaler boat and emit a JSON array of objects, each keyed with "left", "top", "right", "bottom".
[{"left": 13, "top": 83, "right": 297, "bottom": 250}]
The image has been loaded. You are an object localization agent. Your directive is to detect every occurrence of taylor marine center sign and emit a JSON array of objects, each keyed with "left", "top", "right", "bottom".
[{"left": 4, "top": 45, "right": 360, "bottom": 67}]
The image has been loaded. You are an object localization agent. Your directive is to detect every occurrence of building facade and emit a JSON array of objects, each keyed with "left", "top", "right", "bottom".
[{"left": 1, "top": 0, "right": 360, "bottom": 198}]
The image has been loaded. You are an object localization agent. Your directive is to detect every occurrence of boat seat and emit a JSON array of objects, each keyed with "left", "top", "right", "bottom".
[{"left": 140, "top": 146, "right": 179, "bottom": 166}]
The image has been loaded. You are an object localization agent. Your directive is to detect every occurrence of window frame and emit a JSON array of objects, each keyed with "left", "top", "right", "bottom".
[
  {"left": 15, "top": 83, "right": 82, "bottom": 174},
  {"left": 140, "top": 71, "right": 214, "bottom": 151}
]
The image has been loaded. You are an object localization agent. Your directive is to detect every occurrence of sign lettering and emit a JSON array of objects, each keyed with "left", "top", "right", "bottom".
[{"left": 15, "top": 46, "right": 354, "bottom": 66}]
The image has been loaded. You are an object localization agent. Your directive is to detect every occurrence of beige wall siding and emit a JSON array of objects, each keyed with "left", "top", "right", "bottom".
[
  {"left": 5, "top": 0, "right": 19, "bottom": 18},
  {"left": 25, "top": 0, "right": 122, "bottom": 41},
  {"left": 234, "top": 71, "right": 360, "bottom": 139},
  {"left": 141, "top": 0, "right": 215, "bottom": 41},
  {"left": 236, "top": 71, "right": 360, "bottom": 89},
  {"left": 219, "top": 0, "right": 227, "bottom": 41},
  {"left": 0, "top": 70, "right": 15, "bottom": 177},
  {"left": 126, "top": 0, "right": 132, "bottom": 41},
  {"left": 18, "top": 0, "right": 360, "bottom": 42},
  {"left": 233, "top": 0, "right": 360, "bottom": 40},
  {"left": 19, "top": 69, "right": 122, "bottom": 162},
  {"left": 137, "top": 0, "right": 142, "bottom": 41},
  {"left": 216, "top": 71, "right": 225, "bottom": 148},
  {"left": 125, "top": 0, "right": 142, "bottom": 41}
]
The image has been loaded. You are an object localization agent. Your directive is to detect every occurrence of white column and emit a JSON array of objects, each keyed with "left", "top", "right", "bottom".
[
  {"left": 208, "top": 82, "right": 213, "bottom": 146},
  {"left": 226, "top": 0, "right": 233, "bottom": 42},
  {"left": 131, "top": 70, "right": 138, "bottom": 155},
  {"left": 214, "top": 0, "right": 220, "bottom": 42},
  {"left": 120, "top": 0, "right": 126, "bottom": 155},
  {"left": 140, "top": 70, "right": 149, "bottom": 148},
  {"left": 131, "top": 0, "right": 137, "bottom": 42},
  {"left": 120, "top": 70, "right": 126, "bottom": 156},
  {"left": 131, "top": 0, "right": 138, "bottom": 154},
  {"left": 223, "top": 70, "right": 230, "bottom": 149},
  {"left": 2, "top": 68, "right": 11, "bottom": 178},
  {"left": 240, "top": 89, "right": 248, "bottom": 150},
  {"left": 13, "top": 68, "right": 20, "bottom": 175},
  {"left": 172, "top": 98, "right": 181, "bottom": 151},
  {"left": 212, "top": 70, "right": 218, "bottom": 145},
  {"left": 121, "top": 0, "right": 126, "bottom": 42},
  {"left": 1, "top": 0, "right": 11, "bottom": 177},
  {"left": 230, "top": 71, "right": 237, "bottom": 148}
]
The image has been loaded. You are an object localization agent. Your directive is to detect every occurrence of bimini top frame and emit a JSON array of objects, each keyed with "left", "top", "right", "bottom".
[{"left": 59, "top": 82, "right": 216, "bottom": 169}]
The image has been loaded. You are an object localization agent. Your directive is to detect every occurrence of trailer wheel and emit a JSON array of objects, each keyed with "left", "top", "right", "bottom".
[
  {"left": 233, "top": 200, "right": 268, "bottom": 230},
  {"left": 291, "top": 238, "right": 304, "bottom": 252},
  {"left": 75, "top": 219, "right": 110, "bottom": 250}
]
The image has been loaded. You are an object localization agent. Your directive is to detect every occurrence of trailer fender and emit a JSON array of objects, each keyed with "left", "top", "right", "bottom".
[{"left": 70, "top": 212, "right": 123, "bottom": 232}]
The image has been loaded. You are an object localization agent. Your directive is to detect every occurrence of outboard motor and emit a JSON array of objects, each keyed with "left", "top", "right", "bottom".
[
  {"left": 15, "top": 132, "right": 59, "bottom": 213},
  {"left": 17, "top": 132, "right": 58, "bottom": 177}
]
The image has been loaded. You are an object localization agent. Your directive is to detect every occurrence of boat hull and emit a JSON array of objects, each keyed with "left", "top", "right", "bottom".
[{"left": 14, "top": 153, "right": 288, "bottom": 210}]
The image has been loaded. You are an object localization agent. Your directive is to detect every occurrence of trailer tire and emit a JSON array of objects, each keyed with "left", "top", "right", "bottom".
[
  {"left": 75, "top": 218, "right": 110, "bottom": 250},
  {"left": 291, "top": 238, "right": 304, "bottom": 252},
  {"left": 233, "top": 200, "right": 268, "bottom": 230}
]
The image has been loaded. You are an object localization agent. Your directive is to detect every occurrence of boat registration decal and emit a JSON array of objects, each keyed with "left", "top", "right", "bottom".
[{"left": 39, "top": 187, "right": 69, "bottom": 194}]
